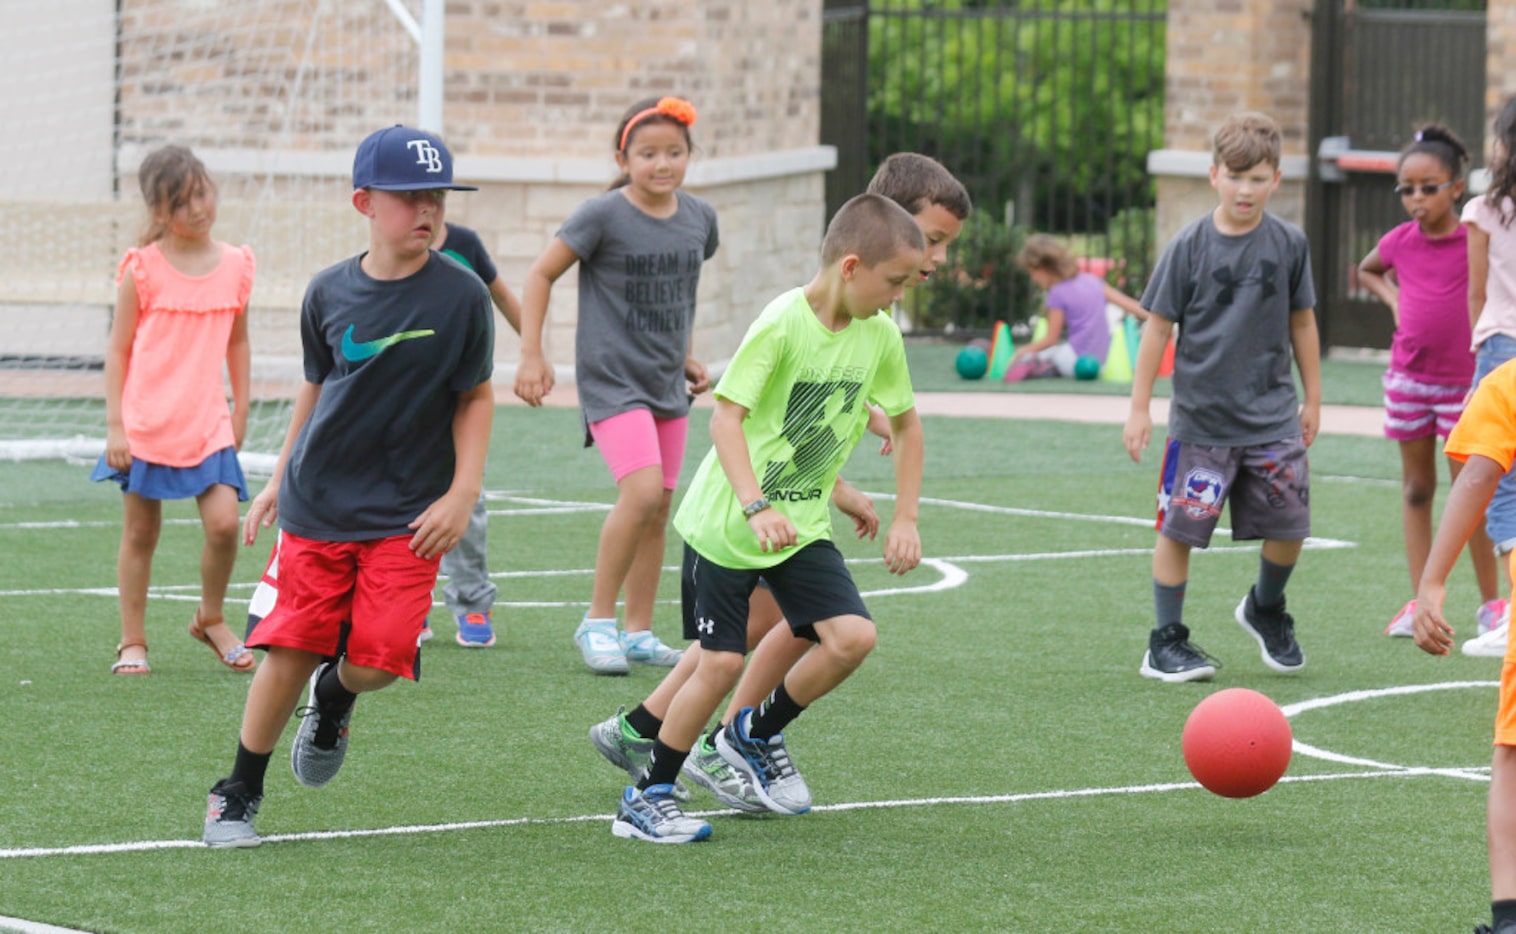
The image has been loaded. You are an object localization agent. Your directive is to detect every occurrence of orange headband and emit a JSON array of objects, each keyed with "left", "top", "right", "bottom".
[{"left": 618, "top": 97, "right": 698, "bottom": 152}]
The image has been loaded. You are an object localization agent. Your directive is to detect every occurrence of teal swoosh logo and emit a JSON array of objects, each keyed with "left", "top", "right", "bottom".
[{"left": 341, "top": 324, "right": 435, "bottom": 361}]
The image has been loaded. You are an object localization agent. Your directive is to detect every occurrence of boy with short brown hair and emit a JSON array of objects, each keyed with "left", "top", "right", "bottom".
[{"left": 1123, "top": 111, "right": 1322, "bottom": 683}]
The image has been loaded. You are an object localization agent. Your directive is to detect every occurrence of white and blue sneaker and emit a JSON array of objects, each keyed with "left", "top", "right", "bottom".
[
  {"left": 622, "top": 630, "right": 683, "bottom": 667},
  {"left": 716, "top": 707, "right": 812, "bottom": 815},
  {"left": 574, "top": 617, "right": 629, "bottom": 675},
  {"left": 611, "top": 784, "right": 711, "bottom": 843}
]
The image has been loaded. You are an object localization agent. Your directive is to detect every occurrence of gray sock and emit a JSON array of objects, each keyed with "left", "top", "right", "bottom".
[
  {"left": 1154, "top": 579, "right": 1186, "bottom": 630},
  {"left": 1254, "top": 556, "right": 1294, "bottom": 609}
]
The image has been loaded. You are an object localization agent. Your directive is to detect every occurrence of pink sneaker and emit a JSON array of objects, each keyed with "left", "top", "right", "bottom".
[
  {"left": 1384, "top": 599, "right": 1416, "bottom": 638},
  {"left": 1479, "top": 598, "right": 1509, "bottom": 636},
  {"left": 1003, "top": 360, "right": 1034, "bottom": 382}
]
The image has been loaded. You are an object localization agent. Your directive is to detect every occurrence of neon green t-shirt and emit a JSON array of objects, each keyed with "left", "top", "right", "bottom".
[{"left": 673, "top": 287, "right": 915, "bottom": 569}]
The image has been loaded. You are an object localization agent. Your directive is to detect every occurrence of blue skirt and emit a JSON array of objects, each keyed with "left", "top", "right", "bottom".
[{"left": 91, "top": 446, "right": 249, "bottom": 502}]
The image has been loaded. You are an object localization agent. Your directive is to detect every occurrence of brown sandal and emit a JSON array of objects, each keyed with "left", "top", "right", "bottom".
[
  {"left": 111, "top": 641, "right": 150, "bottom": 675},
  {"left": 189, "top": 610, "right": 256, "bottom": 673}
]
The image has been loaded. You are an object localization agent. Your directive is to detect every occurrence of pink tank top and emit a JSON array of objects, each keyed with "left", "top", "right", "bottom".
[{"left": 117, "top": 241, "right": 254, "bottom": 466}]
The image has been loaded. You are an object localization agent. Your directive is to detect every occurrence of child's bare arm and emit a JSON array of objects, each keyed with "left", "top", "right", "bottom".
[
  {"left": 1290, "top": 308, "right": 1323, "bottom": 447},
  {"left": 487, "top": 276, "right": 523, "bottom": 335},
  {"left": 1469, "top": 222, "right": 1490, "bottom": 334},
  {"left": 1356, "top": 247, "right": 1399, "bottom": 325},
  {"left": 1123, "top": 315, "right": 1174, "bottom": 462},
  {"left": 410, "top": 380, "right": 494, "bottom": 560},
  {"left": 227, "top": 311, "right": 251, "bottom": 450},
  {"left": 1413, "top": 455, "right": 1504, "bottom": 655},
  {"left": 243, "top": 380, "right": 322, "bottom": 545},
  {"left": 883, "top": 407, "right": 923, "bottom": 575},
  {"left": 515, "top": 239, "right": 577, "bottom": 406},
  {"left": 104, "top": 275, "right": 141, "bottom": 471},
  {"left": 711, "top": 397, "right": 796, "bottom": 552},
  {"left": 1102, "top": 282, "right": 1150, "bottom": 321}
]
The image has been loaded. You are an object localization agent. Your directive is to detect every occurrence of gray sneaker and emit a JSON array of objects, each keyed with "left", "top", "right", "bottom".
[
  {"left": 290, "top": 662, "right": 353, "bottom": 789},
  {"left": 588, "top": 707, "right": 690, "bottom": 802},
  {"left": 611, "top": 783, "right": 711, "bottom": 843},
  {"left": 682, "top": 734, "right": 767, "bottom": 812},
  {"left": 621, "top": 630, "right": 683, "bottom": 667},
  {"left": 715, "top": 707, "right": 812, "bottom": 815},
  {"left": 203, "top": 778, "right": 261, "bottom": 848}
]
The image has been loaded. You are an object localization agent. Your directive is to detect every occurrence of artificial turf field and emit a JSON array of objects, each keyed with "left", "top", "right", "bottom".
[{"left": 0, "top": 357, "right": 1502, "bottom": 932}]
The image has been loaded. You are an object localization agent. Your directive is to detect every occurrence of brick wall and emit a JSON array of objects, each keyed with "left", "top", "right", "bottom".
[
  {"left": 1152, "top": 0, "right": 1313, "bottom": 248},
  {"left": 100, "top": 0, "right": 830, "bottom": 381}
]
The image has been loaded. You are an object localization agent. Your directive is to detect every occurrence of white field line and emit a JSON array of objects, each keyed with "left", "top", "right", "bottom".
[{"left": 0, "top": 765, "right": 1449, "bottom": 861}]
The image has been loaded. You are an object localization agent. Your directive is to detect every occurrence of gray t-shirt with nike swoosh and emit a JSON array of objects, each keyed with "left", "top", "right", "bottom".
[{"left": 278, "top": 251, "right": 494, "bottom": 541}]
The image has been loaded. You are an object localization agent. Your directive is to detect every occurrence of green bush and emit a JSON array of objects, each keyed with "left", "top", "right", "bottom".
[{"left": 907, "top": 213, "right": 1035, "bottom": 332}]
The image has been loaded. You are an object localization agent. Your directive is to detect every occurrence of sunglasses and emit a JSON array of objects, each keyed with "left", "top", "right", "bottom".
[{"left": 1393, "top": 181, "right": 1456, "bottom": 197}]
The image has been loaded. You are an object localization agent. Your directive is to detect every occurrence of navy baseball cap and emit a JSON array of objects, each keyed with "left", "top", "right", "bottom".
[{"left": 352, "top": 125, "right": 477, "bottom": 192}]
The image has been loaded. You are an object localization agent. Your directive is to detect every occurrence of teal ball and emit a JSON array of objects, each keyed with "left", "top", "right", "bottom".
[
  {"left": 955, "top": 346, "right": 989, "bottom": 380},
  {"left": 1074, "top": 355, "right": 1101, "bottom": 381}
]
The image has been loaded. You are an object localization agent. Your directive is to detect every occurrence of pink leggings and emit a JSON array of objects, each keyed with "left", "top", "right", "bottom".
[{"left": 587, "top": 409, "right": 689, "bottom": 491}]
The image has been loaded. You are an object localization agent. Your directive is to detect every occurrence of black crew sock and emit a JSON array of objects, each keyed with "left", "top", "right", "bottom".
[
  {"left": 315, "top": 663, "right": 357, "bottom": 713},
  {"left": 748, "top": 682, "right": 806, "bottom": 741},
  {"left": 625, "top": 704, "right": 662, "bottom": 741},
  {"left": 1493, "top": 899, "right": 1516, "bottom": 927},
  {"left": 638, "top": 740, "right": 689, "bottom": 790},
  {"left": 1254, "top": 556, "right": 1294, "bottom": 610},
  {"left": 229, "top": 742, "right": 272, "bottom": 798}
]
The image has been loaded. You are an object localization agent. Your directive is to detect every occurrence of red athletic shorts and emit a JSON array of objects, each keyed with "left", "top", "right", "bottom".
[{"left": 246, "top": 531, "right": 438, "bottom": 680}]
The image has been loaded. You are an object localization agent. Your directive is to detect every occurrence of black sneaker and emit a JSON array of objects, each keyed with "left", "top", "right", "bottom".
[
  {"left": 1139, "top": 622, "right": 1219, "bottom": 683},
  {"left": 1473, "top": 920, "right": 1516, "bottom": 934},
  {"left": 1235, "top": 586, "right": 1305, "bottom": 673}
]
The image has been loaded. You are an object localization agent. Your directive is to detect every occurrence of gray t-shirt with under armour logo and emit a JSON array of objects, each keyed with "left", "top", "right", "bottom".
[{"left": 1141, "top": 212, "right": 1315, "bottom": 446}]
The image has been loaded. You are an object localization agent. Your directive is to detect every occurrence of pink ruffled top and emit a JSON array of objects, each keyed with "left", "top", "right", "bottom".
[{"left": 117, "top": 241, "right": 254, "bottom": 467}]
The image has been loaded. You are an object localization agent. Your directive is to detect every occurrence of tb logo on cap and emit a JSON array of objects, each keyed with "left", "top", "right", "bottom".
[{"left": 406, "top": 139, "right": 443, "bottom": 174}]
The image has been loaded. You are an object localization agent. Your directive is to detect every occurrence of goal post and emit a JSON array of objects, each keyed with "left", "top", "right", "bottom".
[{"left": 0, "top": 0, "right": 441, "bottom": 469}]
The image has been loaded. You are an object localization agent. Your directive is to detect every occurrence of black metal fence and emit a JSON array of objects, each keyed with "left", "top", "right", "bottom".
[{"left": 821, "top": 0, "right": 1167, "bottom": 334}]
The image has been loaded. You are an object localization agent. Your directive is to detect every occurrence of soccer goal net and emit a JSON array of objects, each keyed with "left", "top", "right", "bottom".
[{"left": 0, "top": 0, "right": 424, "bottom": 470}]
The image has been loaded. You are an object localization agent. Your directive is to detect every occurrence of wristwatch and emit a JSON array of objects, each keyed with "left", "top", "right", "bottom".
[{"left": 741, "top": 496, "right": 771, "bottom": 519}]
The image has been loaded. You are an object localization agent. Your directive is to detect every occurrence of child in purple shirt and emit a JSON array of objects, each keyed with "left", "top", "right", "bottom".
[{"left": 1010, "top": 234, "right": 1147, "bottom": 379}]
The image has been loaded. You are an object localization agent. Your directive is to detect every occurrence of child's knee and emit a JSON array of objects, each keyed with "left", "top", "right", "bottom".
[
  {"left": 696, "top": 647, "right": 745, "bottom": 683},
  {"left": 821, "top": 616, "right": 876, "bottom": 665}
]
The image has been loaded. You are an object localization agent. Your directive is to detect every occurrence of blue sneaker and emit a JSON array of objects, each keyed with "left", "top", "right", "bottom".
[
  {"left": 621, "top": 630, "right": 683, "bottom": 667},
  {"left": 574, "top": 617, "right": 628, "bottom": 675},
  {"left": 611, "top": 784, "right": 710, "bottom": 843},
  {"left": 455, "top": 611, "right": 496, "bottom": 648}
]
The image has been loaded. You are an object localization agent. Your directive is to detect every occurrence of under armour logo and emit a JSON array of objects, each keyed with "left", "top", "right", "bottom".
[
  {"left": 406, "top": 139, "right": 443, "bottom": 173},
  {"left": 696, "top": 616, "right": 715, "bottom": 635}
]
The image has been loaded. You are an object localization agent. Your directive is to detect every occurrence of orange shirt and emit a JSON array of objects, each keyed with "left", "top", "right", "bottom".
[
  {"left": 1447, "top": 358, "right": 1516, "bottom": 471},
  {"left": 117, "top": 242, "right": 254, "bottom": 467}
]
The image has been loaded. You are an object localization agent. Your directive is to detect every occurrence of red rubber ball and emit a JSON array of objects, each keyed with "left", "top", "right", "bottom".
[{"left": 1181, "top": 688, "right": 1292, "bottom": 798}]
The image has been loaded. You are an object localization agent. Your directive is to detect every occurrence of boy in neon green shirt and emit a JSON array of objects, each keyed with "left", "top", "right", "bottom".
[{"left": 610, "top": 192, "right": 927, "bottom": 843}]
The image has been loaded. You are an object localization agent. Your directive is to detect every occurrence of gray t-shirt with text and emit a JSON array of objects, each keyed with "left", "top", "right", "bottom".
[
  {"left": 1141, "top": 212, "right": 1315, "bottom": 446},
  {"left": 557, "top": 189, "right": 719, "bottom": 424}
]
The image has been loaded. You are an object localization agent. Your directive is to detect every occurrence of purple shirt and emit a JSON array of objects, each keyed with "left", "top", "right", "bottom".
[
  {"left": 1377, "top": 219, "right": 1473, "bottom": 385},
  {"left": 1046, "top": 272, "right": 1111, "bottom": 363}
]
